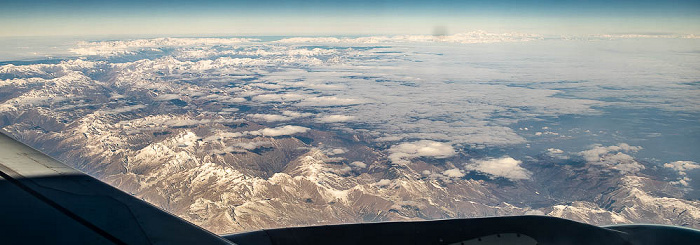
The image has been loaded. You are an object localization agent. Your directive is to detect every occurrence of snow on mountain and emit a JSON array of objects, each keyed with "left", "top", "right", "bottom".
[{"left": 1, "top": 36, "right": 699, "bottom": 233}]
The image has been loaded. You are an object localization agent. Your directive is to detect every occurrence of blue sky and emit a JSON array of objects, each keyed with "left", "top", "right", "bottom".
[{"left": 0, "top": 0, "right": 698, "bottom": 37}]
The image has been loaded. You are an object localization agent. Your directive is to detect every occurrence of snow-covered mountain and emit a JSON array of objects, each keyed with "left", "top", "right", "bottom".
[{"left": 1, "top": 36, "right": 699, "bottom": 233}]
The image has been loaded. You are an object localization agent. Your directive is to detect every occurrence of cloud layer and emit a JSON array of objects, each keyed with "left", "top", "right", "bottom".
[{"left": 275, "top": 31, "right": 542, "bottom": 44}]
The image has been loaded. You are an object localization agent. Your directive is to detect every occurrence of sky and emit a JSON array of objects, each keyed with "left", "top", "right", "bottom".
[{"left": 0, "top": 0, "right": 699, "bottom": 37}]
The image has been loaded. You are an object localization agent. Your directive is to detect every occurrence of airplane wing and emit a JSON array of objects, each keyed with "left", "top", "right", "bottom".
[
  {"left": 1, "top": 131, "right": 699, "bottom": 245},
  {"left": 0, "top": 132, "right": 234, "bottom": 244},
  {"left": 223, "top": 216, "right": 700, "bottom": 245}
]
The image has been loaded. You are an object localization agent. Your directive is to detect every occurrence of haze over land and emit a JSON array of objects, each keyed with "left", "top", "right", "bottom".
[{"left": 1, "top": 32, "right": 699, "bottom": 232}]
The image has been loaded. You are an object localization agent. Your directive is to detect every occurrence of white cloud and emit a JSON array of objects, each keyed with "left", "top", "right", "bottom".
[
  {"left": 229, "top": 97, "right": 248, "bottom": 103},
  {"left": 316, "top": 115, "right": 356, "bottom": 123},
  {"left": 274, "top": 37, "right": 347, "bottom": 44},
  {"left": 546, "top": 148, "right": 570, "bottom": 160},
  {"left": 547, "top": 148, "right": 564, "bottom": 154},
  {"left": 154, "top": 94, "right": 181, "bottom": 101},
  {"left": 350, "top": 161, "right": 367, "bottom": 169},
  {"left": 374, "top": 136, "right": 403, "bottom": 142},
  {"left": 252, "top": 93, "right": 307, "bottom": 102},
  {"left": 281, "top": 111, "right": 314, "bottom": 118},
  {"left": 465, "top": 157, "right": 531, "bottom": 180},
  {"left": 442, "top": 168, "right": 465, "bottom": 178},
  {"left": 584, "top": 34, "right": 700, "bottom": 40},
  {"left": 297, "top": 96, "right": 366, "bottom": 107},
  {"left": 247, "top": 111, "right": 315, "bottom": 122},
  {"left": 664, "top": 161, "right": 700, "bottom": 173},
  {"left": 579, "top": 144, "right": 645, "bottom": 174},
  {"left": 230, "top": 141, "right": 272, "bottom": 150},
  {"left": 376, "top": 179, "right": 392, "bottom": 187},
  {"left": 98, "top": 104, "right": 146, "bottom": 114},
  {"left": 251, "top": 83, "right": 284, "bottom": 89},
  {"left": 211, "top": 141, "right": 274, "bottom": 154},
  {"left": 329, "top": 148, "right": 346, "bottom": 155},
  {"left": 202, "top": 132, "right": 245, "bottom": 142},
  {"left": 247, "top": 114, "right": 293, "bottom": 122},
  {"left": 203, "top": 125, "right": 309, "bottom": 142},
  {"left": 671, "top": 177, "right": 693, "bottom": 187},
  {"left": 580, "top": 143, "right": 642, "bottom": 163},
  {"left": 199, "top": 94, "right": 247, "bottom": 104},
  {"left": 664, "top": 161, "right": 700, "bottom": 187},
  {"left": 274, "top": 31, "right": 542, "bottom": 44},
  {"left": 393, "top": 31, "right": 542, "bottom": 44},
  {"left": 253, "top": 125, "right": 310, "bottom": 137},
  {"left": 535, "top": 131, "right": 559, "bottom": 136},
  {"left": 388, "top": 140, "right": 456, "bottom": 165},
  {"left": 330, "top": 166, "right": 352, "bottom": 175}
]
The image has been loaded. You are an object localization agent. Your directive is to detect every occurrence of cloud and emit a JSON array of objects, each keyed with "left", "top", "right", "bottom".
[
  {"left": 393, "top": 31, "right": 542, "bottom": 44},
  {"left": 251, "top": 93, "right": 307, "bottom": 102},
  {"left": 247, "top": 114, "right": 294, "bottom": 122},
  {"left": 328, "top": 148, "right": 346, "bottom": 155},
  {"left": 579, "top": 144, "right": 644, "bottom": 174},
  {"left": 349, "top": 161, "right": 367, "bottom": 169},
  {"left": 670, "top": 177, "right": 693, "bottom": 187},
  {"left": 203, "top": 132, "right": 245, "bottom": 142},
  {"left": 583, "top": 34, "right": 700, "bottom": 40},
  {"left": 297, "top": 96, "right": 366, "bottom": 107},
  {"left": 535, "top": 131, "right": 559, "bottom": 136},
  {"left": 154, "top": 94, "right": 181, "bottom": 101},
  {"left": 388, "top": 140, "right": 456, "bottom": 165},
  {"left": 211, "top": 141, "right": 274, "bottom": 154},
  {"left": 274, "top": 31, "right": 542, "bottom": 44},
  {"left": 316, "top": 115, "right": 355, "bottom": 123},
  {"left": 252, "top": 83, "right": 284, "bottom": 89},
  {"left": 272, "top": 32, "right": 693, "bottom": 46},
  {"left": 247, "top": 111, "right": 315, "bottom": 122},
  {"left": 230, "top": 141, "right": 272, "bottom": 150},
  {"left": 253, "top": 125, "right": 310, "bottom": 137},
  {"left": 664, "top": 161, "right": 700, "bottom": 186},
  {"left": 330, "top": 166, "right": 352, "bottom": 175},
  {"left": 547, "top": 148, "right": 564, "bottom": 154},
  {"left": 580, "top": 143, "right": 642, "bottom": 162},
  {"left": 465, "top": 157, "right": 531, "bottom": 180},
  {"left": 200, "top": 94, "right": 247, "bottom": 103},
  {"left": 203, "top": 125, "right": 310, "bottom": 142},
  {"left": 665, "top": 161, "right": 700, "bottom": 172},
  {"left": 442, "top": 168, "right": 465, "bottom": 178},
  {"left": 98, "top": 104, "right": 146, "bottom": 114},
  {"left": 546, "top": 148, "right": 569, "bottom": 160},
  {"left": 375, "top": 179, "right": 392, "bottom": 187},
  {"left": 374, "top": 136, "right": 403, "bottom": 142},
  {"left": 282, "top": 111, "right": 314, "bottom": 118}
]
